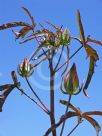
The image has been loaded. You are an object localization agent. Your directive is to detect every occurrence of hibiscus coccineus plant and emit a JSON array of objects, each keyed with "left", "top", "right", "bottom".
[{"left": 0, "top": 7, "right": 102, "bottom": 136}]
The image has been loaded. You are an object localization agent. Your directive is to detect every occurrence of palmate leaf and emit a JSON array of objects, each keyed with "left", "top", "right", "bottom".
[
  {"left": 44, "top": 111, "right": 79, "bottom": 136},
  {"left": 60, "top": 100, "right": 102, "bottom": 136},
  {"left": 77, "top": 10, "right": 85, "bottom": 44},
  {"left": 83, "top": 44, "right": 99, "bottom": 97},
  {"left": 22, "top": 7, "right": 35, "bottom": 28}
]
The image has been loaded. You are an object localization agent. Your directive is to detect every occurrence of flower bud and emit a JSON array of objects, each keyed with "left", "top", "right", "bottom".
[
  {"left": 60, "top": 63, "right": 81, "bottom": 95},
  {"left": 61, "top": 28, "right": 71, "bottom": 46},
  {"left": 17, "top": 58, "right": 34, "bottom": 77}
]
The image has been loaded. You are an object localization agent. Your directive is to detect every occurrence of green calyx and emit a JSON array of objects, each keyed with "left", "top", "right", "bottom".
[
  {"left": 17, "top": 58, "right": 34, "bottom": 77},
  {"left": 60, "top": 63, "right": 82, "bottom": 95},
  {"left": 40, "top": 28, "right": 71, "bottom": 49},
  {"left": 60, "top": 28, "right": 71, "bottom": 46}
]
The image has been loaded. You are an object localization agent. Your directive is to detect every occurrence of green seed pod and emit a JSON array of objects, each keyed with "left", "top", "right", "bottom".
[{"left": 17, "top": 58, "right": 34, "bottom": 77}]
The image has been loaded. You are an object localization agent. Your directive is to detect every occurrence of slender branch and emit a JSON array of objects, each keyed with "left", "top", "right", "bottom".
[
  {"left": 44, "top": 111, "right": 79, "bottom": 136},
  {"left": 71, "top": 36, "right": 82, "bottom": 44},
  {"left": 32, "top": 55, "right": 49, "bottom": 68},
  {"left": 29, "top": 45, "right": 43, "bottom": 62},
  {"left": 49, "top": 58, "right": 56, "bottom": 136},
  {"left": 35, "top": 36, "right": 49, "bottom": 59},
  {"left": 25, "top": 77, "right": 49, "bottom": 113},
  {"left": 16, "top": 86, "right": 49, "bottom": 114},
  {"left": 60, "top": 95, "right": 72, "bottom": 136},
  {"left": 61, "top": 46, "right": 70, "bottom": 76},
  {"left": 54, "top": 46, "right": 64, "bottom": 71},
  {"left": 67, "top": 122, "right": 80, "bottom": 136},
  {"left": 55, "top": 45, "right": 83, "bottom": 73},
  {"left": 32, "top": 50, "right": 49, "bottom": 60},
  {"left": 20, "top": 37, "right": 35, "bottom": 44}
]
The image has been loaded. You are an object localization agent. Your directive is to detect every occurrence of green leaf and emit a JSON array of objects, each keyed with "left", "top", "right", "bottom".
[
  {"left": 82, "top": 115, "right": 101, "bottom": 136},
  {"left": 77, "top": 10, "right": 85, "bottom": 44},
  {"left": 83, "top": 44, "right": 99, "bottom": 97}
]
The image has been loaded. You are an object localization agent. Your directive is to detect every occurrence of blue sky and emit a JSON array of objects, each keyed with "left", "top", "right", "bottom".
[{"left": 0, "top": 0, "right": 102, "bottom": 136}]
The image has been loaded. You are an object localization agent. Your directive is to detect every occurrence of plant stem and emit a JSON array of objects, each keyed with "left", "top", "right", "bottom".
[
  {"left": 44, "top": 111, "right": 79, "bottom": 136},
  {"left": 25, "top": 77, "right": 49, "bottom": 113},
  {"left": 49, "top": 58, "right": 56, "bottom": 136},
  {"left": 16, "top": 86, "right": 49, "bottom": 114},
  {"left": 55, "top": 45, "right": 83, "bottom": 73},
  {"left": 60, "top": 95, "right": 72, "bottom": 136},
  {"left": 54, "top": 45, "right": 64, "bottom": 71},
  {"left": 32, "top": 50, "right": 49, "bottom": 60},
  {"left": 32, "top": 55, "right": 49, "bottom": 68},
  {"left": 67, "top": 122, "right": 80, "bottom": 136}
]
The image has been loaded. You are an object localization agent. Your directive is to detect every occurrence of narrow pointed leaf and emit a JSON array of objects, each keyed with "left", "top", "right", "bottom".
[
  {"left": 45, "top": 20, "right": 60, "bottom": 31},
  {"left": 85, "top": 44, "right": 99, "bottom": 60},
  {"left": 83, "top": 111, "right": 102, "bottom": 116},
  {"left": 83, "top": 44, "right": 99, "bottom": 96},
  {"left": 0, "top": 84, "right": 13, "bottom": 91},
  {"left": 0, "top": 22, "right": 30, "bottom": 30},
  {"left": 22, "top": 7, "right": 35, "bottom": 27},
  {"left": 12, "top": 26, "right": 32, "bottom": 39},
  {"left": 0, "top": 85, "right": 15, "bottom": 112},
  {"left": 77, "top": 10, "right": 85, "bottom": 44},
  {"left": 87, "top": 36, "right": 102, "bottom": 46},
  {"left": 82, "top": 115, "right": 101, "bottom": 136},
  {"left": 60, "top": 100, "right": 81, "bottom": 114},
  {"left": 11, "top": 71, "right": 18, "bottom": 83}
]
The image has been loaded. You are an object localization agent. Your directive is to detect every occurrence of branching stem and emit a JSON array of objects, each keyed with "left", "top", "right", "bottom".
[
  {"left": 16, "top": 86, "right": 49, "bottom": 114},
  {"left": 55, "top": 45, "right": 83, "bottom": 73},
  {"left": 49, "top": 58, "right": 56, "bottom": 136}
]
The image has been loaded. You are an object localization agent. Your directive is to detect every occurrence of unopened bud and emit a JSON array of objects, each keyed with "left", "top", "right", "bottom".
[{"left": 17, "top": 58, "right": 34, "bottom": 77}]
